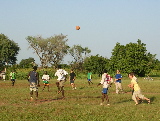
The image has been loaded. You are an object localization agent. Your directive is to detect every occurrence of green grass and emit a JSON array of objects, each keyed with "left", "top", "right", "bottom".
[{"left": 0, "top": 77, "right": 160, "bottom": 121}]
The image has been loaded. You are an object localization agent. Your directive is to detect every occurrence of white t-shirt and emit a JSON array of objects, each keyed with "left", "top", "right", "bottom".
[
  {"left": 100, "top": 73, "right": 112, "bottom": 88},
  {"left": 55, "top": 69, "right": 68, "bottom": 81},
  {"left": 42, "top": 74, "right": 50, "bottom": 81}
]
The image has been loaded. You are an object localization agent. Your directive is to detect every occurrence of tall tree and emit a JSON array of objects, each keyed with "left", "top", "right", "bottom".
[
  {"left": 19, "top": 57, "right": 35, "bottom": 68},
  {"left": 109, "top": 39, "right": 156, "bottom": 76},
  {"left": 83, "top": 54, "right": 109, "bottom": 76},
  {"left": 26, "top": 34, "right": 69, "bottom": 67},
  {"left": 0, "top": 34, "right": 20, "bottom": 68},
  {"left": 68, "top": 45, "right": 91, "bottom": 70}
]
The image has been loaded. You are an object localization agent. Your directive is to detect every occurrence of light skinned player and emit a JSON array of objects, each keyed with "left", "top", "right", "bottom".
[{"left": 128, "top": 72, "right": 150, "bottom": 105}]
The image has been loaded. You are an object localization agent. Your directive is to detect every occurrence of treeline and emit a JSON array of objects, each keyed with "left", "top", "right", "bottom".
[{"left": 1, "top": 33, "right": 160, "bottom": 77}]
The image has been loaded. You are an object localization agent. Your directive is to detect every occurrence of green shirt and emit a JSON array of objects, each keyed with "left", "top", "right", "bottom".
[
  {"left": 10, "top": 72, "right": 16, "bottom": 79},
  {"left": 87, "top": 72, "right": 92, "bottom": 79}
]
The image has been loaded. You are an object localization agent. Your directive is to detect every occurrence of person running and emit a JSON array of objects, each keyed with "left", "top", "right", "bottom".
[
  {"left": 55, "top": 65, "right": 68, "bottom": 98},
  {"left": 10, "top": 70, "right": 16, "bottom": 86},
  {"left": 42, "top": 71, "right": 50, "bottom": 91},
  {"left": 28, "top": 66, "right": 40, "bottom": 101},
  {"left": 87, "top": 70, "right": 93, "bottom": 85},
  {"left": 115, "top": 70, "right": 124, "bottom": 94},
  {"left": 128, "top": 72, "right": 150, "bottom": 105},
  {"left": 69, "top": 69, "right": 76, "bottom": 90},
  {"left": 97, "top": 70, "right": 113, "bottom": 106}
]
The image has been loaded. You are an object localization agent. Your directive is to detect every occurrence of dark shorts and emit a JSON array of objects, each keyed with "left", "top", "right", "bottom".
[
  {"left": 11, "top": 79, "right": 15, "bottom": 82},
  {"left": 88, "top": 79, "right": 91, "bottom": 81},
  {"left": 70, "top": 80, "right": 74, "bottom": 84},
  {"left": 102, "top": 88, "right": 108, "bottom": 94}
]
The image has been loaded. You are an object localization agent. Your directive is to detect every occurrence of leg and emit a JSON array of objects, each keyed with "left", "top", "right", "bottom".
[
  {"left": 12, "top": 80, "right": 15, "bottom": 86},
  {"left": 42, "top": 85, "right": 45, "bottom": 91},
  {"left": 56, "top": 82, "right": 60, "bottom": 92},
  {"left": 118, "top": 83, "right": 124, "bottom": 93},
  {"left": 143, "top": 97, "right": 150, "bottom": 104},
  {"left": 100, "top": 93, "right": 105, "bottom": 105},
  {"left": 35, "top": 91, "right": 38, "bottom": 100},
  {"left": 61, "top": 86, "right": 65, "bottom": 98},
  {"left": 90, "top": 81, "right": 93, "bottom": 84},
  {"left": 115, "top": 83, "right": 119, "bottom": 94},
  {"left": 47, "top": 85, "right": 49, "bottom": 91},
  {"left": 30, "top": 90, "right": 33, "bottom": 101},
  {"left": 88, "top": 81, "right": 90, "bottom": 85},
  {"left": 132, "top": 93, "right": 138, "bottom": 105},
  {"left": 105, "top": 94, "right": 109, "bottom": 105}
]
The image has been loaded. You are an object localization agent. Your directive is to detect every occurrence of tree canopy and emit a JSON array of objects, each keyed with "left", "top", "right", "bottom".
[
  {"left": 109, "top": 39, "right": 157, "bottom": 76},
  {"left": 0, "top": 34, "right": 20, "bottom": 68},
  {"left": 26, "top": 34, "right": 69, "bottom": 67}
]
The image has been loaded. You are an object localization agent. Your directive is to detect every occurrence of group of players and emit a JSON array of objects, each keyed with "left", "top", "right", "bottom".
[{"left": 27, "top": 66, "right": 150, "bottom": 105}]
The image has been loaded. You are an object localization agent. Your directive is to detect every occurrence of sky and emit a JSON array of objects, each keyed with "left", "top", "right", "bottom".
[{"left": 0, "top": 0, "right": 160, "bottom": 65}]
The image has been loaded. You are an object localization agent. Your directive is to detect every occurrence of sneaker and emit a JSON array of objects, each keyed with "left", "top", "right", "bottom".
[
  {"left": 30, "top": 97, "right": 33, "bottom": 101},
  {"left": 100, "top": 103, "right": 103, "bottom": 105},
  {"left": 107, "top": 104, "right": 110, "bottom": 106},
  {"left": 74, "top": 87, "right": 77, "bottom": 90}
]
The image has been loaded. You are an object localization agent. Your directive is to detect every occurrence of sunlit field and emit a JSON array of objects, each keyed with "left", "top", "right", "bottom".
[{"left": 0, "top": 77, "right": 160, "bottom": 121}]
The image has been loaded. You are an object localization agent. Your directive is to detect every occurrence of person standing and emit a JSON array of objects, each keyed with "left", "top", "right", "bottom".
[
  {"left": 115, "top": 70, "right": 123, "bottom": 94},
  {"left": 42, "top": 71, "right": 50, "bottom": 91},
  {"left": 55, "top": 65, "right": 68, "bottom": 98},
  {"left": 128, "top": 72, "right": 150, "bottom": 105},
  {"left": 97, "top": 70, "right": 113, "bottom": 106},
  {"left": 10, "top": 70, "right": 16, "bottom": 86},
  {"left": 87, "top": 70, "right": 93, "bottom": 85},
  {"left": 2, "top": 71, "right": 6, "bottom": 81},
  {"left": 28, "top": 66, "right": 40, "bottom": 101},
  {"left": 69, "top": 69, "right": 76, "bottom": 90}
]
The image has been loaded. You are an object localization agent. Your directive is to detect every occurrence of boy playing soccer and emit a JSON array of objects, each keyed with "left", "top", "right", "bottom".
[
  {"left": 42, "top": 71, "right": 50, "bottom": 91},
  {"left": 97, "top": 70, "right": 113, "bottom": 105},
  {"left": 128, "top": 72, "right": 150, "bottom": 105}
]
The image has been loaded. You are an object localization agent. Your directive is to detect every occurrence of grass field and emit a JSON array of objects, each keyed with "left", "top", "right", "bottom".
[{"left": 0, "top": 77, "right": 160, "bottom": 121}]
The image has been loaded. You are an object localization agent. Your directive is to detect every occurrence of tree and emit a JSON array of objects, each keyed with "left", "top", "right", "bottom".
[
  {"left": 83, "top": 54, "right": 109, "bottom": 76},
  {"left": 19, "top": 57, "right": 35, "bottom": 68},
  {"left": 26, "top": 34, "right": 69, "bottom": 67},
  {"left": 109, "top": 39, "right": 157, "bottom": 76},
  {"left": 68, "top": 45, "right": 91, "bottom": 70},
  {"left": 0, "top": 34, "right": 20, "bottom": 69}
]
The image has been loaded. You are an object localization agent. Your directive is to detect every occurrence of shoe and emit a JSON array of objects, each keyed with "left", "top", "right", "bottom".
[
  {"left": 58, "top": 91, "right": 62, "bottom": 94},
  {"left": 100, "top": 103, "right": 103, "bottom": 105},
  {"left": 135, "top": 103, "right": 138, "bottom": 105},
  {"left": 74, "top": 87, "right": 77, "bottom": 90},
  {"left": 30, "top": 97, "right": 33, "bottom": 101},
  {"left": 107, "top": 104, "right": 110, "bottom": 106}
]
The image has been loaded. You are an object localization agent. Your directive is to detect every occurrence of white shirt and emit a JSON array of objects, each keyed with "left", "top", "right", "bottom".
[
  {"left": 42, "top": 74, "right": 50, "bottom": 81},
  {"left": 100, "top": 73, "right": 112, "bottom": 88},
  {"left": 55, "top": 69, "right": 68, "bottom": 81}
]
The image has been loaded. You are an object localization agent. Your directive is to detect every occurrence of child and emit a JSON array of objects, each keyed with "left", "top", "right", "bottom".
[
  {"left": 10, "top": 70, "right": 16, "bottom": 86},
  {"left": 28, "top": 66, "right": 40, "bottom": 101},
  {"left": 42, "top": 71, "right": 50, "bottom": 91},
  {"left": 128, "top": 72, "right": 150, "bottom": 105},
  {"left": 69, "top": 70, "right": 76, "bottom": 90},
  {"left": 87, "top": 70, "right": 93, "bottom": 85},
  {"left": 97, "top": 70, "right": 113, "bottom": 106},
  {"left": 115, "top": 70, "right": 124, "bottom": 94},
  {"left": 55, "top": 65, "right": 68, "bottom": 98}
]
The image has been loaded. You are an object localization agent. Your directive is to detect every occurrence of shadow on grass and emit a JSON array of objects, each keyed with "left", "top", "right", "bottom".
[
  {"left": 115, "top": 99, "right": 132, "bottom": 104},
  {"left": 35, "top": 96, "right": 102, "bottom": 103},
  {"left": 150, "top": 96, "right": 156, "bottom": 103}
]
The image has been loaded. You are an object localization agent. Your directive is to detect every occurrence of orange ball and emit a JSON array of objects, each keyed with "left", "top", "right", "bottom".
[{"left": 76, "top": 26, "right": 80, "bottom": 30}]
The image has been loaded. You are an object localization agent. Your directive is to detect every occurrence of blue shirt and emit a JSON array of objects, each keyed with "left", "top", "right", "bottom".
[{"left": 115, "top": 74, "right": 122, "bottom": 83}]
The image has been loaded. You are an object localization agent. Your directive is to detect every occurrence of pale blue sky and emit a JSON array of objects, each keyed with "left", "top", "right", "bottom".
[{"left": 1, "top": 0, "right": 160, "bottom": 65}]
